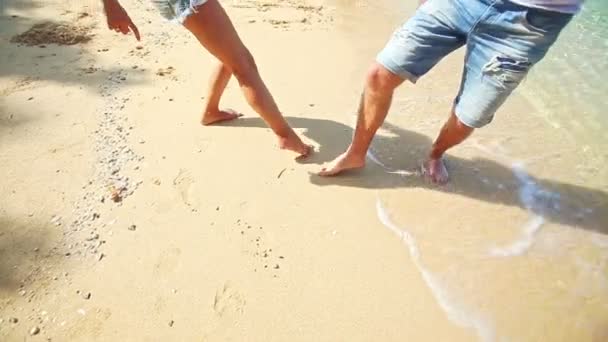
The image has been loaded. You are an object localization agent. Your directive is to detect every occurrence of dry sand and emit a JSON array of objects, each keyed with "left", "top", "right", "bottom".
[{"left": 1, "top": 0, "right": 607, "bottom": 341}]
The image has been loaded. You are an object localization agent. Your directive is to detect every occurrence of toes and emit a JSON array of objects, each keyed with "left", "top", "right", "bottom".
[
  {"left": 224, "top": 109, "right": 244, "bottom": 118},
  {"left": 318, "top": 165, "right": 340, "bottom": 177},
  {"left": 202, "top": 111, "right": 243, "bottom": 125},
  {"left": 318, "top": 168, "right": 334, "bottom": 177}
]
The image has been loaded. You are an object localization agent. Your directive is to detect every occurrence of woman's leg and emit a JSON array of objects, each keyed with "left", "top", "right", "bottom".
[
  {"left": 201, "top": 62, "right": 240, "bottom": 125},
  {"left": 182, "top": 0, "right": 310, "bottom": 157}
]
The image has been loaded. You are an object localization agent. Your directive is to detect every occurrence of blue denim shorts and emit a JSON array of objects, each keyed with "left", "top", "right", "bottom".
[
  {"left": 377, "top": 0, "right": 573, "bottom": 128},
  {"left": 151, "top": 0, "right": 208, "bottom": 24}
]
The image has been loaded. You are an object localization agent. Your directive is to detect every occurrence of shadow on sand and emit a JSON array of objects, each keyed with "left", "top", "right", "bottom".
[{"left": 220, "top": 116, "right": 608, "bottom": 234}]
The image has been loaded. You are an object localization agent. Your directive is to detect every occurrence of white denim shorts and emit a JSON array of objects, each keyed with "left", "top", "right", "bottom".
[{"left": 151, "top": 0, "right": 209, "bottom": 24}]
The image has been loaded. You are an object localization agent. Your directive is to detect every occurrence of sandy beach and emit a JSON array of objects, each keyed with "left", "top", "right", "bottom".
[{"left": 1, "top": 0, "right": 607, "bottom": 341}]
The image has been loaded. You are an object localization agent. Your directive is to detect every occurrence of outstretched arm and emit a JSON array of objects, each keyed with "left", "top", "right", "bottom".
[{"left": 102, "top": 0, "right": 140, "bottom": 41}]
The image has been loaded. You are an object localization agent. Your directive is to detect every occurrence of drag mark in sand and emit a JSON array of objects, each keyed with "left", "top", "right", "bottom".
[
  {"left": 366, "top": 149, "right": 418, "bottom": 177},
  {"left": 376, "top": 198, "right": 495, "bottom": 342}
]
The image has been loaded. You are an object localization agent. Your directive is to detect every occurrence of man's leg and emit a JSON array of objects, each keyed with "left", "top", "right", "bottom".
[
  {"left": 183, "top": 0, "right": 310, "bottom": 157},
  {"left": 201, "top": 62, "right": 242, "bottom": 125},
  {"left": 423, "top": 4, "right": 575, "bottom": 183},
  {"left": 423, "top": 109, "right": 473, "bottom": 183},
  {"left": 319, "top": 0, "right": 466, "bottom": 176},
  {"left": 319, "top": 63, "right": 404, "bottom": 176}
]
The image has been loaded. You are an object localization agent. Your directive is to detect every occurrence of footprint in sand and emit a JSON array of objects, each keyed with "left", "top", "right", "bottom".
[
  {"left": 153, "top": 247, "right": 182, "bottom": 276},
  {"left": 173, "top": 168, "right": 195, "bottom": 207},
  {"left": 213, "top": 282, "right": 245, "bottom": 317}
]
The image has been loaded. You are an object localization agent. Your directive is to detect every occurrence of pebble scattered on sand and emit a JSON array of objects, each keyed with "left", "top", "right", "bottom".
[
  {"left": 9, "top": 317, "right": 18, "bottom": 324},
  {"left": 82, "top": 292, "right": 91, "bottom": 300},
  {"left": 50, "top": 216, "right": 62, "bottom": 226},
  {"left": 128, "top": 224, "right": 137, "bottom": 231},
  {"left": 168, "top": 320, "right": 174, "bottom": 327},
  {"left": 30, "top": 326, "right": 40, "bottom": 335}
]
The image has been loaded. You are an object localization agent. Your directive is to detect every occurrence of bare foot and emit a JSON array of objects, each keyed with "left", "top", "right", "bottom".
[
  {"left": 318, "top": 151, "right": 366, "bottom": 176},
  {"left": 422, "top": 158, "right": 449, "bottom": 184},
  {"left": 201, "top": 109, "right": 242, "bottom": 126},
  {"left": 278, "top": 132, "right": 312, "bottom": 160}
]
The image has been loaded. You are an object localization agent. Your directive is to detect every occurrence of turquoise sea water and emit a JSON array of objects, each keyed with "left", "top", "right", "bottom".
[{"left": 521, "top": 0, "right": 608, "bottom": 143}]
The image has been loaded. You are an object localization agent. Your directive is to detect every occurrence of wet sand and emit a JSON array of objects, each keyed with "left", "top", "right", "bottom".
[{"left": 1, "top": 0, "right": 607, "bottom": 341}]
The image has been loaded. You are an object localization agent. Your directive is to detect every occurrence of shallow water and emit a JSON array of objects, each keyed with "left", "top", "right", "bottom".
[{"left": 326, "top": 0, "right": 608, "bottom": 340}]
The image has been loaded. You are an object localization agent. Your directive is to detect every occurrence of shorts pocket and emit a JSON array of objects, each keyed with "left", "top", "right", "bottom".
[{"left": 524, "top": 8, "right": 572, "bottom": 34}]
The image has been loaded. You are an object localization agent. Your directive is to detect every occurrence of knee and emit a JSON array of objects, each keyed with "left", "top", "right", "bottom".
[
  {"left": 231, "top": 49, "right": 258, "bottom": 83},
  {"left": 365, "top": 63, "right": 400, "bottom": 94}
]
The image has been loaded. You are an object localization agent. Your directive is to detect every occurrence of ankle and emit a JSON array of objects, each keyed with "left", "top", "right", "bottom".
[
  {"left": 345, "top": 145, "right": 368, "bottom": 161},
  {"left": 271, "top": 123, "right": 295, "bottom": 140},
  {"left": 429, "top": 150, "right": 444, "bottom": 160},
  {"left": 203, "top": 103, "right": 219, "bottom": 115}
]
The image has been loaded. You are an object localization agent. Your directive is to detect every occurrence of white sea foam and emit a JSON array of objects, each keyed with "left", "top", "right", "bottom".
[
  {"left": 469, "top": 144, "right": 564, "bottom": 257},
  {"left": 490, "top": 215, "right": 545, "bottom": 257},
  {"left": 376, "top": 198, "right": 495, "bottom": 342}
]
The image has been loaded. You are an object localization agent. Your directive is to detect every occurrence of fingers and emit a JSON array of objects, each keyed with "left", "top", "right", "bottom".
[
  {"left": 128, "top": 20, "right": 141, "bottom": 41},
  {"left": 119, "top": 24, "right": 129, "bottom": 35},
  {"left": 107, "top": 17, "right": 141, "bottom": 41}
]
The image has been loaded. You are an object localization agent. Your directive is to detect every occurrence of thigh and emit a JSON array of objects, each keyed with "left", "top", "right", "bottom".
[
  {"left": 376, "top": 0, "right": 467, "bottom": 82},
  {"left": 453, "top": 5, "right": 573, "bottom": 128},
  {"left": 182, "top": 0, "right": 250, "bottom": 67}
]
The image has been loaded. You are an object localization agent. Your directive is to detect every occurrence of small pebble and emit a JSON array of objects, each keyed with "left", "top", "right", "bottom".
[
  {"left": 86, "top": 234, "right": 100, "bottom": 241},
  {"left": 274, "top": 264, "right": 280, "bottom": 269},
  {"left": 168, "top": 320, "right": 174, "bottom": 327},
  {"left": 128, "top": 224, "right": 137, "bottom": 231},
  {"left": 30, "top": 326, "right": 40, "bottom": 335},
  {"left": 9, "top": 317, "right": 18, "bottom": 324},
  {"left": 82, "top": 292, "right": 91, "bottom": 300},
  {"left": 19, "top": 290, "right": 26, "bottom": 296}
]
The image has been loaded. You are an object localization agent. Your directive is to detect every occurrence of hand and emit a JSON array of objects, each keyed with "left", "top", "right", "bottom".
[{"left": 103, "top": 0, "right": 140, "bottom": 41}]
